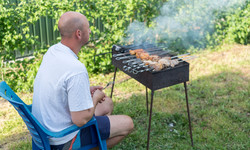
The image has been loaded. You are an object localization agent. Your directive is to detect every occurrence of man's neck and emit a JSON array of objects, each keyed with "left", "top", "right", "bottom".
[{"left": 61, "top": 39, "right": 80, "bottom": 55}]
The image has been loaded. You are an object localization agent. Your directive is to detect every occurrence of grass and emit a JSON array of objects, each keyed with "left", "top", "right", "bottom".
[{"left": 0, "top": 44, "right": 249, "bottom": 149}]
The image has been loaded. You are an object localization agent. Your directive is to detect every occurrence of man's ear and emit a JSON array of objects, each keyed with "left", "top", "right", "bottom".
[{"left": 76, "top": 29, "right": 81, "bottom": 39}]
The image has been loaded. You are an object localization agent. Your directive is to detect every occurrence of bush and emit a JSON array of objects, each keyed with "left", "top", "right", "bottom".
[
  {"left": 0, "top": 0, "right": 42, "bottom": 60},
  {"left": 224, "top": 3, "right": 250, "bottom": 45},
  {"left": 210, "top": 1, "right": 250, "bottom": 46},
  {"left": 0, "top": 51, "right": 44, "bottom": 92}
]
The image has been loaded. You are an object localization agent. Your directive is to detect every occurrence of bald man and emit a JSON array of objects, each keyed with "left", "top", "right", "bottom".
[{"left": 32, "top": 11, "right": 134, "bottom": 149}]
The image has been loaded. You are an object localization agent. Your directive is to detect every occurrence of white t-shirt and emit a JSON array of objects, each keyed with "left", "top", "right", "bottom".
[{"left": 32, "top": 42, "right": 94, "bottom": 145}]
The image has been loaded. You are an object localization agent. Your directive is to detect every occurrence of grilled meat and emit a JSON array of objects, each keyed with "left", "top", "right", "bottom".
[
  {"left": 129, "top": 49, "right": 144, "bottom": 55},
  {"left": 127, "top": 49, "right": 184, "bottom": 71},
  {"left": 143, "top": 57, "right": 180, "bottom": 71},
  {"left": 158, "top": 58, "right": 171, "bottom": 67},
  {"left": 136, "top": 52, "right": 150, "bottom": 60},
  {"left": 149, "top": 55, "right": 160, "bottom": 61}
]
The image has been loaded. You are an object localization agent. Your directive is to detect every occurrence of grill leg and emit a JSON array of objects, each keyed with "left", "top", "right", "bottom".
[
  {"left": 147, "top": 90, "right": 154, "bottom": 150},
  {"left": 184, "top": 82, "right": 194, "bottom": 147},
  {"left": 110, "top": 67, "right": 117, "bottom": 98},
  {"left": 146, "top": 87, "right": 148, "bottom": 116}
]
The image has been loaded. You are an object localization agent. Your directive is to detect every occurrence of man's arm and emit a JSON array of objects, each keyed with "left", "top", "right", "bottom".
[
  {"left": 70, "top": 89, "right": 105, "bottom": 127},
  {"left": 70, "top": 108, "right": 95, "bottom": 127}
]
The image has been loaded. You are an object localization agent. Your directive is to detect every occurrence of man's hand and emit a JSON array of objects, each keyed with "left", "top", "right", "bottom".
[
  {"left": 93, "top": 89, "right": 106, "bottom": 105},
  {"left": 90, "top": 86, "right": 103, "bottom": 97}
]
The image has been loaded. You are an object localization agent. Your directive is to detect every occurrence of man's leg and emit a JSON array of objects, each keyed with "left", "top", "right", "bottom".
[
  {"left": 95, "top": 97, "right": 113, "bottom": 116},
  {"left": 106, "top": 115, "right": 134, "bottom": 148},
  {"left": 94, "top": 97, "right": 133, "bottom": 148}
]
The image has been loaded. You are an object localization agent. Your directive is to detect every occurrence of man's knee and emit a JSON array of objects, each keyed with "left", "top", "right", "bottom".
[
  {"left": 107, "top": 97, "right": 114, "bottom": 109},
  {"left": 127, "top": 116, "right": 134, "bottom": 134},
  {"left": 105, "top": 97, "right": 114, "bottom": 114},
  {"left": 122, "top": 115, "right": 134, "bottom": 135},
  {"left": 95, "top": 97, "right": 114, "bottom": 116},
  {"left": 109, "top": 115, "right": 134, "bottom": 137}
]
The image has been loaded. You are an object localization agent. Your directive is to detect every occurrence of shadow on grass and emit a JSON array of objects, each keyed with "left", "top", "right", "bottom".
[{"left": 110, "top": 71, "right": 249, "bottom": 150}]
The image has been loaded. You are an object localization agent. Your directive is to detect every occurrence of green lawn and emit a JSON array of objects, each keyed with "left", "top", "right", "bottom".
[{"left": 0, "top": 44, "right": 249, "bottom": 149}]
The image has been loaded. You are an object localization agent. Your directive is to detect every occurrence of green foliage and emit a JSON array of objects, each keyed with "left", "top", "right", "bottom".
[
  {"left": 0, "top": 50, "right": 44, "bottom": 92},
  {"left": 1, "top": 0, "right": 163, "bottom": 71},
  {"left": 0, "top": 0, "right": 42, "bottom": 60},
  {"left": 0, "top": 0, "right": 249, "bottom": 92},
  {"left": 224, "top": 3, "right": 250, "bottom": 45},
  {"left": 212, "top": 2, "right": 250, "bottom": 46},
  {"left": 1, "top": 0, "right": 163, "bottom": 91}
]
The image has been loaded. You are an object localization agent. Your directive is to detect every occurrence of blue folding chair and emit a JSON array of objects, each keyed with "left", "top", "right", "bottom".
[{"left": 0, "top": 81, "right": 107, "bottom": 150}]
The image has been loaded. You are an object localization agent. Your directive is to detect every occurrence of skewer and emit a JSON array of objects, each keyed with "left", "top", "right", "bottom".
[
  {"left": 178, "top": 55, "right": 198, "bottom": 62},
  {"left": 128, "top": 60, "right": 143, "bottom": 66},
  {"left": 116, "top": 55, "right": 136, "bottom": 60},
  {"left": 117, "top": 51, "right": 189, "bottom": 61},
  {"left": 123, "top": 53, "right": 190, "bottom": 66},
  {"left": 135, "top": 63, "right": 148, "bottom": 69},
  {"left": 113, "top": 45, "right": 143, "bottom": 52},
  {"left": 131, "top": 55, "right": 197, "bottom": 74},
  {"left": 113, "top": 49, "right": 167, "bottom": 57},
  {"left": 171, "top": 53, "right": 190, "bottom": 59},
  {"left": 123, "top": 66, "right": 134, "bottom": 73},
  {"left": 132, "top": 67, "right": 153, "bottom": 74},
  {"left": 113, "top": 44, "right": 165, "bottom": 53},
  {"left": 123, "top": 66, "right": 129, "bottom": 71},
  {"left": 122, "top": 58, "right": 140, "bottom": 64},
  {"left": 113, "top": 53, "right": 131, "bottom": 57},
  {"left": 112, "top": 45, "right": 123, "bottom": 52},
  {"left": 103, "top": 81, "right": 115, "bottom": 89}
]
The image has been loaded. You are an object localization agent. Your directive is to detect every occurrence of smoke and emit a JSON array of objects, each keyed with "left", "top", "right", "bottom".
[{"left": 123, "top": 0, "right": 246, "bottom": 50}]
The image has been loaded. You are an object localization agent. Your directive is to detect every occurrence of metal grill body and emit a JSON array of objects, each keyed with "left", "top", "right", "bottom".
[{"left": 112, "top": 46, "right": 189, "bottom": 90}]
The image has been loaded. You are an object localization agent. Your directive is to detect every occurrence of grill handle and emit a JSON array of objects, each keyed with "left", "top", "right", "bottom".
[{"left": 112, "top": 45, "right": 127, "bottom": 53}]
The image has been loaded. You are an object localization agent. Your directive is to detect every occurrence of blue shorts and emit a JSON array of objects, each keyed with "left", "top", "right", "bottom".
[
  {"left": 50, "top": 116, "right": 110, "bottom": 150},
  {"left": 80, "top": 115, "right": 110, "bottom": 145}
]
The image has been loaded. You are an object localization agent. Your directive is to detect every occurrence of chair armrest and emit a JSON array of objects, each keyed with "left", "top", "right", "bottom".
[{"left": 44, "top": 117, "right": 97, "bottom": 138}]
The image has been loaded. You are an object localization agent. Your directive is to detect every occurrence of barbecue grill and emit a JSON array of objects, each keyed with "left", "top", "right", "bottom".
[{"left": 109, "top": 44, "right": 194, "bottom": 150}]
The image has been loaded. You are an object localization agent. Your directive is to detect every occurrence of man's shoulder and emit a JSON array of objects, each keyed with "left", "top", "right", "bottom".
[
  {"left": 70, "top": 60, "right": 86, "bottom": 72},
  {"left": 63, "top": 56, "right": 87, "bottom": 75},
  {"left": 41, "top": 42, "right": 88, "bottom": 76}
]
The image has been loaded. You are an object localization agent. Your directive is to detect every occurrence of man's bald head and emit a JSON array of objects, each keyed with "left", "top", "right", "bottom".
[{"left": 58, "top": 11, "right": 87, "bottom": 38}]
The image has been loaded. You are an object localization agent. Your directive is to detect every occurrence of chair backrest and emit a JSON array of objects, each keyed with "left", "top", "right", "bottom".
[{"left": 0, "top": 81, "right": 50, "bottom": 149}]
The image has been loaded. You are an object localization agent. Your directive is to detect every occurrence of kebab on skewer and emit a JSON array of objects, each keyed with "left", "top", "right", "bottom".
[
  {"left": 130, "top": 49, "right": 171, "bottom": 60},
  {"left": 120, "top": 49, "right": 193, "bottom": 71},
  {"left": 114, "top": 48, "right": 170, "bottom": 61},
  {"left": 129, "top": 49, "right": 144, "bottom": 55},
  {"left": 113, "top": 48, "right": 164, "bottom": 57},
  {"left": 131, "top": 55, "right": 197, "bottom": 74},
  {"left": 143, "top": 56, "right": 197, "bottom": 71},
  {"left": 123, "top": 53, "right": 187, "bottom": 70},
  {"left": 143, "top": 59, "right": 179, "bottom": 71}
]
